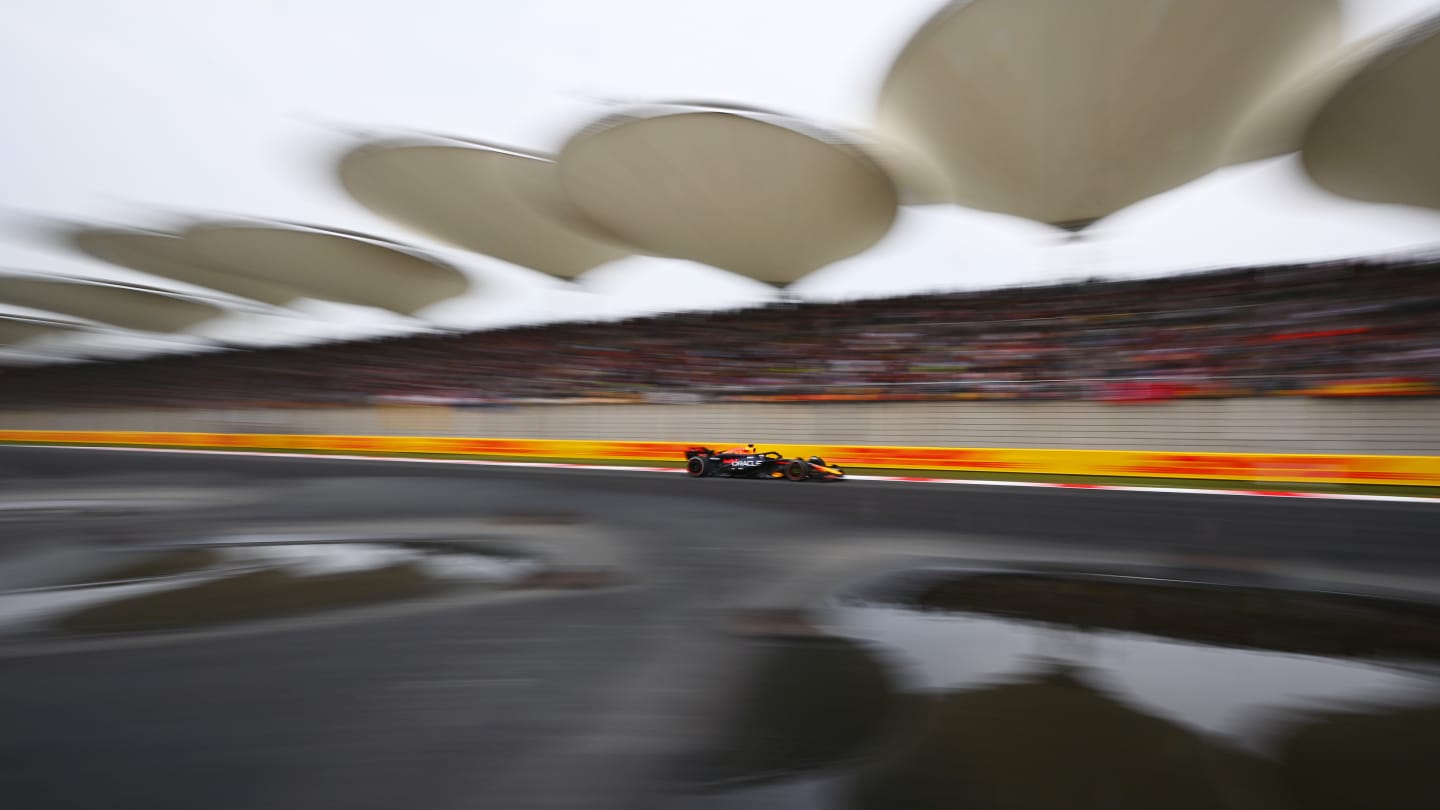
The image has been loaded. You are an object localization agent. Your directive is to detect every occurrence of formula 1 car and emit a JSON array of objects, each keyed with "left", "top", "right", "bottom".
[{"left": 684, "top": 444, "right": 845, "bottom": 481}]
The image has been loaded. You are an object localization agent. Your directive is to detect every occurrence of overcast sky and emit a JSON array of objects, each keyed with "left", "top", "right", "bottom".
[{"left": 3, "top": 0, "right": 1440, "bottom": 357}]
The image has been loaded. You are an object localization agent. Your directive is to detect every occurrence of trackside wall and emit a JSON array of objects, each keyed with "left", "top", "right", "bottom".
[
  {"left": 0, "top": 399, "right": 1436, "bottom": 454},
  {"left": 2, "top": 430, "right": 1439, "bottom": 487}
]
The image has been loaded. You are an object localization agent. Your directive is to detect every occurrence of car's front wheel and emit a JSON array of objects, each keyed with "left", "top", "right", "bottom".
[
  {"left": 784, "top": 460, "right": 809, "bottom": 481},
  {"left": 687, "top": 456, "right": 709, "bottom": 477}
]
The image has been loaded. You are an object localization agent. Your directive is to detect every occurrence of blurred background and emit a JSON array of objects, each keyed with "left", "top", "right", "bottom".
[{"left": 1, "top": 1, "right": 1439, "bottom": 808}]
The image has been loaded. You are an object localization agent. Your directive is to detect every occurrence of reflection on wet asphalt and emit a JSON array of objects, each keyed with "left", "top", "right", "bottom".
[{"left": 701, "top": 570, "right": 1440, "bottom": 809}]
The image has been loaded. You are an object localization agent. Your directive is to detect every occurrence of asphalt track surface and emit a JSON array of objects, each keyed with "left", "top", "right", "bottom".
[{"left": 1, "top": 445, "right": 1437, "bottom": 810}]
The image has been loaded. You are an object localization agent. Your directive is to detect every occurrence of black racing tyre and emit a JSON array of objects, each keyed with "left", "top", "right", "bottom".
[
  {"left": 785, "top": 460, "right": 809, "bottom": 481},
  {"left": 687, "top": 456, "right": 710, "bottom": 477}
]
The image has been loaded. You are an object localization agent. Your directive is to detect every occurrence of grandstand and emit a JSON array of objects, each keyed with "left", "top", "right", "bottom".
[
  {"left": 3, "top": 256, "right": 1436, "bottom": 409},
  {"left": 8, "top": 5, "right": 1440, "bottom": 810}
]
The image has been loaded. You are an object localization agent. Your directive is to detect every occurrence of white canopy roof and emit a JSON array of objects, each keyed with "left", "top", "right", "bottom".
[
  {"left": 0, "top": 274, "right": 226, "bottom": 333},
  {"left": 875, "top": 0, "right": 1342, "bottom": 229},
  {"left": 71, "top": 221, "right": 469, "bottom": 316},
  {"left": 1302, "top": 15, "right": 1440, "bottom": 212},
  {"left": 556, "top": 105, "right": 899, "bottom": 285},
  {"left": 339, "top": 139, "right": 629, "bottom": 279}
]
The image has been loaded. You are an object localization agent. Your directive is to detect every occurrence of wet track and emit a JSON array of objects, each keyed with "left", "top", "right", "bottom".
[{"left": 1, "top": 445, "right": 1437, "bottom": 809}]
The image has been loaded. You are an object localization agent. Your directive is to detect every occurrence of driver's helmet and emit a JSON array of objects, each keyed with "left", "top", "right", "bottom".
[{"left": 747, "top": 443, "right": 757, "bottom": 453}]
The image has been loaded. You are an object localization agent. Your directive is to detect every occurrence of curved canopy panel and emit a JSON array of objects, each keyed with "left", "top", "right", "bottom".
[
  {"left": 1302, "top": 16, "right": 1440, "bottom": 211},
  {"left": 339, "top": 139, "right": 629, "bottom": 279},
  {"left": 556, "top": 106, "right": 900, "bottom": 285},
  {"left": 855, "top": 131, "right": 954, "bottom": 205},
  {"left": 0, "top": 314, "right": 81, "bottom": 346},
  {"left": 1223, "top": 31, "right": 1403, "bottom": 166},
  {"left": 0, "top": 275, "right": 225, "bottom": 333},
  {"left": 71, "top": 227, "right": 309, "bottom": 307},
  {"left": 184, "top": 222, "right": 470, "bottom": 315},
  {"left": 876, "top": 0, "right": 1342, "bottom": 229}
]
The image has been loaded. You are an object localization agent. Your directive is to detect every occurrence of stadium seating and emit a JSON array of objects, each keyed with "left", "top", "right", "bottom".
[{"left": 2, "top": 258, "right": 1437, "bottom": 407}]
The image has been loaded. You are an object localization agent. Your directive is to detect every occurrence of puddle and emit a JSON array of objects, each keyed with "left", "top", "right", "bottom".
[
  {"left": 694, "top": 567, "right": 1440, "bottom": 810},
  {"left": 0, "top": 537, "right": 544, "bottom": 637}
]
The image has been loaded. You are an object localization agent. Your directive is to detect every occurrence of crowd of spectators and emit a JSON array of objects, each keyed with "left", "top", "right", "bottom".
[{"left": 3, "top": 257, "right": 1438, "bottom": 408}]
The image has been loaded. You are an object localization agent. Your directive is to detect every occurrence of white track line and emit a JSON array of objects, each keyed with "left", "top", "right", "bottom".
[{"left": 6, "top": 443, "right": 1438, "bottom": 504}]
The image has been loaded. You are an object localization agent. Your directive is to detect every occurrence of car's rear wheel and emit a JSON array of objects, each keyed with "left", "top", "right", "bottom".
[
  {"left": 687, "top": 456, "right": 709, "bottom": 477},
  {"left": 785, "top": 460, "right": 809, "bottom": 481}
]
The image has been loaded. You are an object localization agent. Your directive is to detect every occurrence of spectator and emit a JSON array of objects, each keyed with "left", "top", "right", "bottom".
[{"left": 2, "top": 257, "right": 1437, "bottom": 407}]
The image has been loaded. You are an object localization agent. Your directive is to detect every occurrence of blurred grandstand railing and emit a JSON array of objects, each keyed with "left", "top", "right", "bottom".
[
  {"left": 370, "top": 374, "right": 1434, "bottom": 406},
  {"left": 696, "top": 374, "right": 1438, "bottom": 403}
]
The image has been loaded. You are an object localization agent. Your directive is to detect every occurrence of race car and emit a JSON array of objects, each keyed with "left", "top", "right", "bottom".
[{"left": 683, "top": 444, "right": 845, "bottom": 481}]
